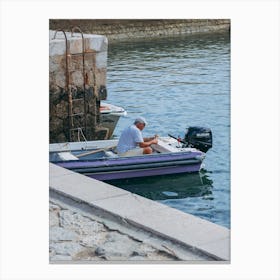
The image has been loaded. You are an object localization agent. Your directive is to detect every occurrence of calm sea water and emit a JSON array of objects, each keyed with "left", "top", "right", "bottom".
[{"left": 105, "top": 32, "right": 230, "bottom": 228}]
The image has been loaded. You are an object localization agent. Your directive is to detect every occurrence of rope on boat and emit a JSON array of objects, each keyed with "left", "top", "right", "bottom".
[{"left": 77, "top": 127, "right": 87, "bottom": 142}]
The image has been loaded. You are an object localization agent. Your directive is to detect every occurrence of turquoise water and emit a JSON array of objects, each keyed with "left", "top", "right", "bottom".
[{"left": 105, "top": 32, "right": 230, "bottom": 228}]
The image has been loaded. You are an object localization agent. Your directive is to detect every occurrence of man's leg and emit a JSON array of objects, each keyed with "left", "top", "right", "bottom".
[{"left": 143, "top": 147, "right": 153, "bottom": 154}]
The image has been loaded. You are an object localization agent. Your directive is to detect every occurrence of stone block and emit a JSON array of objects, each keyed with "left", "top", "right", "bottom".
[
  {"left": 49, "top": 117, "right": 64, "bottom": 133},
  {"left": 69, "top": 38, "right": 83, "bottom": 54},
  {"left": 72, "top": 248, "right": 98, "bottom": 260},
  {"left": 96, "top": 51, "right": 107, "bottom": 68},
  {"left": 49, "top": 39, "right": 66, "bottom": 56},
  {"left": 69, "top": 70, "right": 83, "bottom": 87},
  {"left": 50, "top": 241, "right": 84, "bottom": 257},
  {"left": 59, "top": 210, "right": 105, "bottom": 234},
  {"left": 49, "top": 203, "right": 61, "bottom": 211},
  {"left": 84, "top": 70, "right": 95, "bottom": 86},
  {"left": 79, "top": 232, "right": 107, "bottom": 248},
  {"left": 49, "top": 209, "right": 59, "bottom": 227},
  {"left": 49, "top": 56, "right": 64, "bottom": 73},
  {"left": 53, "top": 70, "right": 67, "bottom": 88},
  {"left": 85, "top": 35, "right": 108, "bottom": 52},
  {"left": 50, "top": 226, "right": 78, "bottom": 242},
  {"left": 95, "top": 233, "right": 138, "bottom": 260},
  {"left": 94, "top": 68, "right": 107, "bottom": 87},
  {"left": 53, "top": 101, "right": 68, "bottom": 117},
  {"left": 50, "top": 132, "right": 68, "bottom": 144}
]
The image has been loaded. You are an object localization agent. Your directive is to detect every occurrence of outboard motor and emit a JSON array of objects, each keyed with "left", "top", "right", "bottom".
[{"left": 184, "top": 127, "right": 212, "bottom": 153}]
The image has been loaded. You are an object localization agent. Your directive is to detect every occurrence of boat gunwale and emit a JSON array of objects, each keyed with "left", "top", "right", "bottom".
[
  {"left": 58, "top": 159, "right": 202, "bottom": 173},
  {"left": 52, "top": 150, "right": 205, "bottom": 167}
]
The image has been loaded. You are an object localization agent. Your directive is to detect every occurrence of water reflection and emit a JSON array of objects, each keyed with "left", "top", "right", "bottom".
[{"left": 105, "top": 171, "right": 213, "bottom": 201}]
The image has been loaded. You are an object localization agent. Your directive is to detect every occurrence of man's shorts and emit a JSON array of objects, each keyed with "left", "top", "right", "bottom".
[{"left": 118, "top": 148, "right": 144, "bottom": 157}]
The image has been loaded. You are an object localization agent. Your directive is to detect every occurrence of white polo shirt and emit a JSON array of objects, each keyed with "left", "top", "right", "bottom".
[{"left": 117, "top": 124, "right": 144, "bottom": 154}]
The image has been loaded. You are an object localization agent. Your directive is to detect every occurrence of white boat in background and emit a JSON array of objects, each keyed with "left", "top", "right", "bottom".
[
  {"left": 100, "top": 102, "right": 127, "bottom": 139},
  {"left": 100, "top": 102, "right": 127, "bottom": 116}
]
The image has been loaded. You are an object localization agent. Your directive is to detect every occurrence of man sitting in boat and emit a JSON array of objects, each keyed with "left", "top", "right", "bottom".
[{"left": 117, "top": 117, "right": 158, "bottom": 156}]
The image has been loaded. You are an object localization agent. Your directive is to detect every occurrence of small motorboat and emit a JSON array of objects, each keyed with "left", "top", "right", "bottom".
[
  {"left": 100, "top": 102, "right": 127, "bottom": 139},
  {"left": 49, "top": 127, "right": 212, "bottom": 181}
]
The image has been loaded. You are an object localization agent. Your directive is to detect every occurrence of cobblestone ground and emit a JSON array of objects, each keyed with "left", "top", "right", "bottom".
[{"left": 49, "top": 201, "right": 177, "bottom": 262}]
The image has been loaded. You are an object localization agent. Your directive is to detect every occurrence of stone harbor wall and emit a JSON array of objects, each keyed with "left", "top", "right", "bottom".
[
  {"left": 49, "top": 194, "right": 214, "bottom": 262},
  {"left": 49, "top": 30, "right": 109, "bottom": 143},
  {"left": 49, "top": 200, "right": 178, "bottom": 261},
  {"left": 50, "top": 19, "right": 230, "bottom": 42}
]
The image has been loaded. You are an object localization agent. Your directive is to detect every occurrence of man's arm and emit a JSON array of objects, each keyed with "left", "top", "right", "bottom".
[
  {"left": 139, "top": 137, "right": 158, "bottom": 148},
  {"left": 143, "top": 135, "right": 158, "bottom": 142}
]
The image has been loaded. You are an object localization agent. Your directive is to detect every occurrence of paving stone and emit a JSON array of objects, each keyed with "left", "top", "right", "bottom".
[
  {"left": 49, "top": 210, "right": 59, "bottom": 227},
  {"left": 95, "top": 234, "right": 138, "bottom": 259},
  {"left": 50, "top": 241, "right": 84, "bottom": 256},
  {"left": 79, "top": 219, "right": 106, "bottom": 235},
  {"left": 79, "top": 232, "right": 107, "bottom": 247},
  {"left": 95, "top": 246, "right": 106, "bottom": 257},
  {"left": 49, "top": 203, "right": 61, "bottom": 211},
  {"left": 61, "top": 211, "right": 105, "bottom": 234},
  {"left": 50, "top": 226, "right": 78, "bottom": 242},
  {"left": 72, "top": 248, "right": 100, "bottom": 261},
  {"left": 130, "top": 250, "right": 147, "bottom": 257},
  {"left": 139, "top": 243, "right": 157, "bottom": 254}
]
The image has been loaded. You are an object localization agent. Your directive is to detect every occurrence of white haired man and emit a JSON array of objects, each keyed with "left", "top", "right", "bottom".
[{"left": 117, "top": 117, "right": 158, "bottom": 156}]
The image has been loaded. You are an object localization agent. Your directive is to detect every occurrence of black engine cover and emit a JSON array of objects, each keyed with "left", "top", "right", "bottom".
[{"left": 184, "top": 127, "right": 212, "bottom": 153}]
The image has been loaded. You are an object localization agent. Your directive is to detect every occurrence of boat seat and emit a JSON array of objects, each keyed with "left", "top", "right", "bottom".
[{"left": 57, "top": 152, "right": 79, "bottom": 161}]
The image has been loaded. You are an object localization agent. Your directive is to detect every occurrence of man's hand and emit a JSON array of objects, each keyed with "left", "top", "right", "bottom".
[{"left": 151, "top": 137, "right": 158, "bottom": 145}]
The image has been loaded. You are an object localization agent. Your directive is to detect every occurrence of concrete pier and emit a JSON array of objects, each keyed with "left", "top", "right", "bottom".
[
  {"left": 49, "top": 163, "right": 230, "bottom": 262},
  {"left": 49, "top": 30, "right": 109, "bottom": 143}
]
